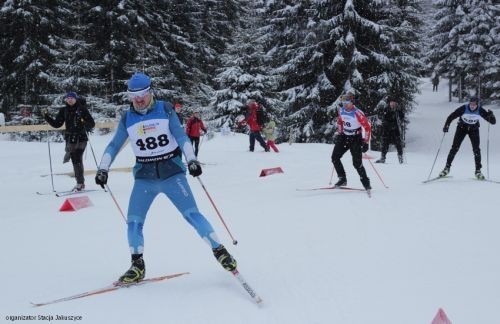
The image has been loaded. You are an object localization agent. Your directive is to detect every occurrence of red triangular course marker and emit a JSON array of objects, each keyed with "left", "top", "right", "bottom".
[
  {"left": 59, "top": 196, "right": 93, "bottom": 212},
  {"left": 431, "top": 308, "right": 452, "bottom": 324},
  {"left": 259, "top": 167, "right": 284, "bottom": 177}
]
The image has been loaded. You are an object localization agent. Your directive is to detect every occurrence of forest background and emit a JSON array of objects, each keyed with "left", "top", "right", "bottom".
[{"left": 0, "top": 0, "right": 498, "bottom": 146}]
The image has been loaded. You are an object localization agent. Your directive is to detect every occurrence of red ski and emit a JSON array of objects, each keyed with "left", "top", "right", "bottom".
[{"left": 31, "top": 272, "right": 189, "bottom": 307}]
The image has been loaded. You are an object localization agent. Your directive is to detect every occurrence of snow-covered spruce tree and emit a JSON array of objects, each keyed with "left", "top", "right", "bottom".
[
  {"left": 262, "top": 0, "right": 422, "bottom": 144},
  {"left": 76, "top": 1, "right": 209, "bottom": 117},
  {"left": 319, "top": 0, "right": 399, "bottom": 118},
  {"left": 209, "top": 0, "right": 280, "bottom": 133},
  {"left": 259, "top": 1, "right": 332, "bottom": 143},
  {"left": 455, "top": 0, "right": 499, "bottom": 102},
  {"left": 173, "top": 0, "right": 242, "bottom": 112},
  {"left": 428, "top": 0, "right": 467, "bottom": 100},
  {"left": 369, "top": 0, "right": 423, "bottom": 149},
  {"left": 159, "top": 0, "right": 239, "bottom": 111},
  {"left": 487, "top": 2, "right": 500, "bottom": 102},
  {"left": 0, "top": 0, "right": 67, "bottom": 114}
]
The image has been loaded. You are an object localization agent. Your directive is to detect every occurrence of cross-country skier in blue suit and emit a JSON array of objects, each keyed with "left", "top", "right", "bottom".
[{"left": 95, "top": 72, "right": 237, "bottom": 284}]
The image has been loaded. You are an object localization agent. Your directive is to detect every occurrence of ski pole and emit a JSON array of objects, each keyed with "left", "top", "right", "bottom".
[
  {"left": 426, "top": 132, "right": 446, "bottom": 181},
  {"left": 86, "top": 131, "right": 100, "bottom": 167},
  {"left": 487, "top": 121, "right": 490, "bottom": 179},
  {"left": 197, "top": 177, "right": 238, "bottom": 245},
  {"left": 86, "top": 132, "right": 127, "bottom": 223},
  {"left": 46, "top": 131, "right": 56, "bottom": 192},
  {"left": 365, "top": 154, "right": 389, "bottom": 188},
  {"left": 197, "top": 134, "right": 206, "bottom": 157},
  {"left": 396, "top": 114, "right": 406, "bottom": 163},
  {"left": 328, "top": 166, "right": 335, "bottom": 185}
]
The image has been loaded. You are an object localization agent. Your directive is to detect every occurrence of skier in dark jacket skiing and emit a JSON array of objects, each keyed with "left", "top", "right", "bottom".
[
  {"left": 439, "top": 96, "right": 496, "bottom": 179},
  {"left": 376, "top": 98, "right": 404, "bottom": 164},
  {"left": 42, "top": 92, "right": 95, "bottom": 191},
  {"left": 95, "top": 72, "right": 237, "bottom": 284},
  {"left": 331, "top": 94, "right": 372, "bottom": 190}
]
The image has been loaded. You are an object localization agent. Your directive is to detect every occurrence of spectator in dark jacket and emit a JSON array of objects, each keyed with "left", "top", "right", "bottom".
[
  {"left": 432, "top": 75, "right": 439, "bottom": 92},
  {"left": 439, "top": 96, "right": 496, "bottom": 179},
  {"left": 239, "top": 100, "right": 269, "bottom": 152},
  {"left": 42, "top": 92, "right": 95, "bottom": 191},
  {"left": 185, "top": 110, "right": 207, "bottom": 156},
  {"left": 376, "top": 98, "right": 404, "bottom": 164}
]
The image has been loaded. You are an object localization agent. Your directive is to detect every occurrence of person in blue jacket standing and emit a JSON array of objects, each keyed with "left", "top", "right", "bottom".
[{"left": 95, "top": 72, "right": 237, "bottom": 284}]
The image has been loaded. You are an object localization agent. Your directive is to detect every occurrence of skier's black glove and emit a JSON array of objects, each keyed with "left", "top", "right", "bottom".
[
  {"left": 488, "top": 110, "right": 495, "bottom": 119},
  {"left": 362, "top": 142, "right": 369, "bottom": 153},
  {"left": 443, "top": 126, "right": 449, "bottom": 133},
  {"left": 95, "top": 169, "right": 108, "bottom": 189},
  {"left": 188, "top": 160, "right": 202, "bottom": 177}
]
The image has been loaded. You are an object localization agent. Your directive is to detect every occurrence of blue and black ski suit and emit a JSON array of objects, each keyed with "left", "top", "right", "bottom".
[{"left": 99, "top": 99, "right": 221, "bottom": 254}]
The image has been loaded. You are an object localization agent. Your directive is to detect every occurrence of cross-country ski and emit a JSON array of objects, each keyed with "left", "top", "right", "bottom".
[
  {"left": 296, "top": 186, "right": 367, "bottom": 192},
  {"left": 422, "top": 175, "right": 452, "bottom": 184},
  {"left": 36, "top": 189, "right": 101, "bottom": 196},
  {"left": 31, "top": 272, "right": 189, "bottom": 307}
]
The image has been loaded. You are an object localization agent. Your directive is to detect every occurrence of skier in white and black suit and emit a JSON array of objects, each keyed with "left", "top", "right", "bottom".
[
  {"left": 439, "top": 96, "right": 496, "bottom": 180},
  {"left": 331, "top": 95, "right": 372, "bottom": 190}
]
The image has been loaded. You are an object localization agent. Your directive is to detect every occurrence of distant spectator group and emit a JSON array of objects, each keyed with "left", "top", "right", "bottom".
[{"left": 238, "top": 100, "right": 279, "bottom": 153}]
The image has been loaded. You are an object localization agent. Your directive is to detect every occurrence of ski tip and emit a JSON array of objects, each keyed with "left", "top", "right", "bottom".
[{"left": 30, "top": 302, "right": 42, "bottom": 307}]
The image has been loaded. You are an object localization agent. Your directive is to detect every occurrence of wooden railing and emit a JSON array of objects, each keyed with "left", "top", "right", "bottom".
[{"left": 0, "top": 122, "right": 117, "bottom": 133}]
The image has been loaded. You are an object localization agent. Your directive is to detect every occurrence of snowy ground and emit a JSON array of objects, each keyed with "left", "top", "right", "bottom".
[{"left": 1, "top": 80, "right": 499, "bottom": 324}]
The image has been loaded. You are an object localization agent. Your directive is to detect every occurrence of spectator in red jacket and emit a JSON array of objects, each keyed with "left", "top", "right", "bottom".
[
  {"left": 239, "top": 100, "right": 269, "bottom": 152},
  {"left": 185, "top": 110, "right": 207, "bottom": 156}
]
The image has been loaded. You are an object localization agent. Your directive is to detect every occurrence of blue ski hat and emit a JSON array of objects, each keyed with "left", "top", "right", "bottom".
[
  {"left": 128, "top": 72, "right": 151, "bottom": 92},
  {"left": 65, "top": 91, "right": 78, "bottom": 99}
]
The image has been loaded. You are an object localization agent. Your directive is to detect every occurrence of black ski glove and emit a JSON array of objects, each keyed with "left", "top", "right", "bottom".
[
  {"left": 443, "top": 125, "right": 449, "bottom": 133},
  {"left": 362, "top": 142, "right": 369, "bottom": 153},
  {"left": 95, "top": 169, "right": 108, "bottom": 189},
  {"left": 188, "top": 160, "right": 202, "bottom": 177}
]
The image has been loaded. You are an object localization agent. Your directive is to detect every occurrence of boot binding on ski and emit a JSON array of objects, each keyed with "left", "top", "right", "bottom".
[
  {"left": 213, "top": 245, "right": 237, "bottom": 271},
  {"left": 334, "top": 177, "right": 347, "bottom": 187},
  {"left": 72, "top": 183, "right": 85, "bottom": 192},
  {"left": 117, "top": 257, "right": 145, "bottom": 285},
  {"left": 439, "top": 167, "right": 450, "bottom": 178}
]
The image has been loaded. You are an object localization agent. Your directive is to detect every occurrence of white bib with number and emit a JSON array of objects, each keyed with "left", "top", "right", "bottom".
[{"left": 127, "top": 118, "right": 179, "bottom": 161}]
